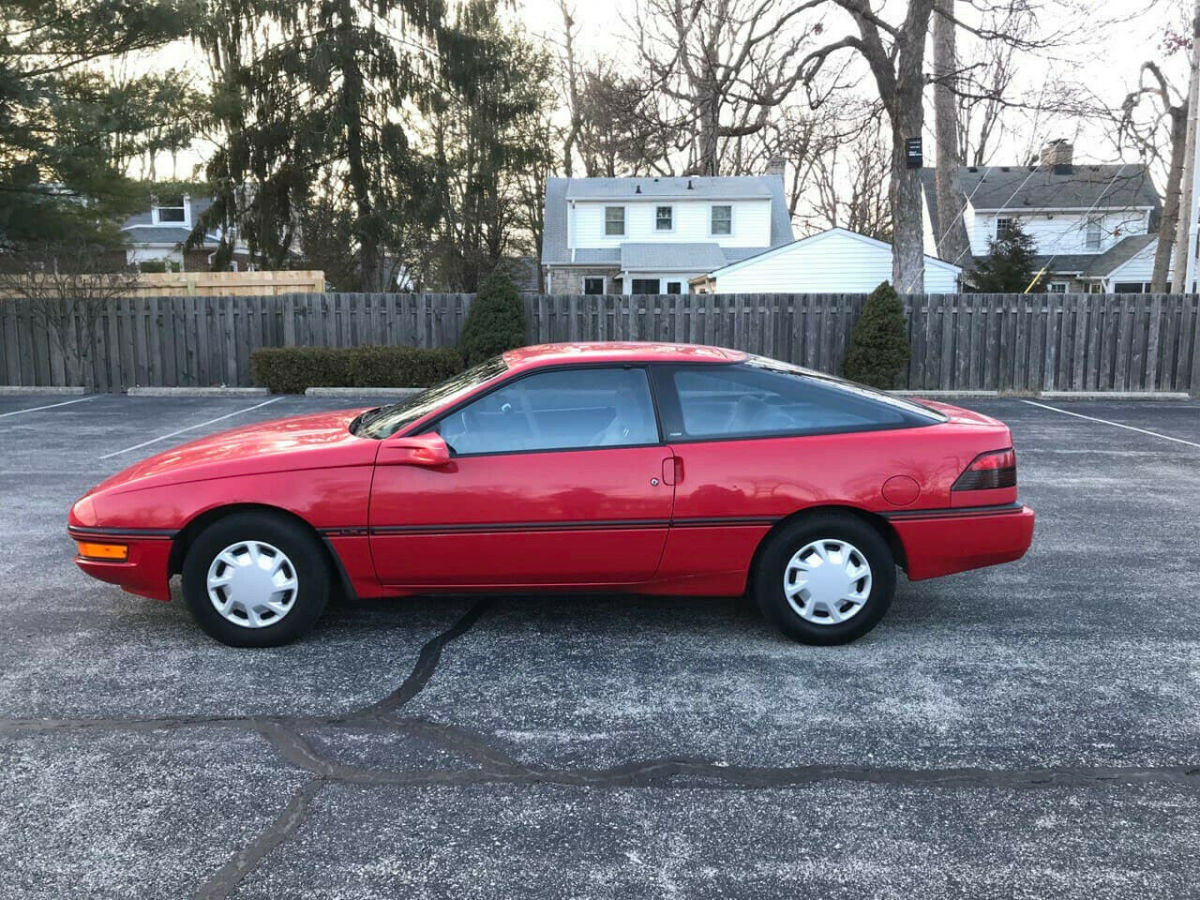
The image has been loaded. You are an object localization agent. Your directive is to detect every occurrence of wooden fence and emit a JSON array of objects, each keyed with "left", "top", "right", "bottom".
[{"left": 1, "top": 292, "right": 1197, "bottom": 394}]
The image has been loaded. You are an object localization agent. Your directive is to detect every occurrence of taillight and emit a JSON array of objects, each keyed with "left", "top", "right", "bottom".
[{"left": 952, "top": 448, "right": 1017, "bottom": 491}]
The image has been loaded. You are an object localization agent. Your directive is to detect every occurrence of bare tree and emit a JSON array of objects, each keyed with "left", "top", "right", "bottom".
[
  {"left": 798, "top": 0, "right": 936, "bottom": 292},
  {"left": 628, "top": 0, "right": 824, "bottom": 176},
  {"left": 932, "top": 0, "right": 971, "bottom": 265},
  {"left": 0, "top": 245, "right": 137, "bottom": 387},
  {"left": 800, "top": 112, "right": 893, "bottom": 240},
  {"left": 1173, "top": 4, "right": 1200, "bottom": 293},
  {"left": 556, "top": 0, "right": 583, "bottom": 177},
  {"left": 1116, "top": 60, "right": 1188, "bottom": 292}
]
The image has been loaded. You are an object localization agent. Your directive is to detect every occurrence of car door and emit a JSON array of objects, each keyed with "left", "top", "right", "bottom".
[{"left": 369, "top": 365, "right": 675, "bottom": 587}]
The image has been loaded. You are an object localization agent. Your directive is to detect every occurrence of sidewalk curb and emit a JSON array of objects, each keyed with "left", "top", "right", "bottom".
[
  {"left": 892, "top": 390, "right": 1194, "bottom": 402},
  {"left": 304, "top": 387, "right": 423, "bottom": 398},
  {"left": 126, "top": 387, "right": 271, "bottom": 397},
  {"left": 0, "top": 386, "right": 87, "bottom": 395},
  {"left": 1038, "top": 391, "right": 1192, "bottom": 401},
  {"left": 890, "top": 390, "right": 1004, "bottom": 399}
]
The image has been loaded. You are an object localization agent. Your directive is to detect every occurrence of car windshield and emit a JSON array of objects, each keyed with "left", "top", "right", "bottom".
[{"left": 352, "top": 355, "right": 509, "bottom": 439}]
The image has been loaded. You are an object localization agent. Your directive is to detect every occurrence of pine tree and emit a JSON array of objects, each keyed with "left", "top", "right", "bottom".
[
  {"left": 842, "top": 281, "right": 912, "bottom": 389},
  {"left": 198, "top": 0, "right": 456, "bottom": 287},
  {"left": 0, "top": 0, "right": 196, "bottom": 248},
  {"left": 460, "top": 271, "right": 526, "bottom": 365},
  {"left": 970, "top": 219, "right": 1044, "bottom": 292}
]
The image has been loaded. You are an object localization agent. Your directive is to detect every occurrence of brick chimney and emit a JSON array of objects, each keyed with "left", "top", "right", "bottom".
[
  {"left": 765, "top": 155, "right": 786, "bottom": 179},
  {"left": 1040, "top": 139, "right": 1074, "bottom": 173}
]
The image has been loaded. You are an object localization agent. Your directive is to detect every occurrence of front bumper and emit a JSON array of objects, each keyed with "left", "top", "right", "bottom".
[
  {"left": 68, "top": 527, "right": 174, "bottom": 602},
  {"left": 887, "top": 503, "right": 1035, "bottom": 581}
]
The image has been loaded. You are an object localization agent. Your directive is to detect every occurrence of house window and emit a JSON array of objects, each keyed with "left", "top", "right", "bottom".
[
  {"left": 631, "top": 278, "right": 660, "bottom": 294},
  {"left": 656, "top": 206, "right": 673, "bottom": 231},
  {"left": 1047, "top": 282, "right": 1068, "bottom": 294},
  {"left": 665, "top": 281, "right": 683, "bottom": 295},
  {"left": 155, "top": 196, "right": 186, "bottom": 223},
  {"left": 711, "top": 205, "right": 732, "bottom": 235},
  {"left": 604, "top": 206, "right": 625, "bottom": 236},
  {"left": 1085, "top": 218, "right": 1102, "bottom": 250},
  {"left": 1114, "top": 282, "right": 1151, "bottom": 293},
  {"left": 582, "top": 276, "right": 605, "bottom": 295},
  {"left": 995, "top": 217, "right": 1014, "bottom": 239}
]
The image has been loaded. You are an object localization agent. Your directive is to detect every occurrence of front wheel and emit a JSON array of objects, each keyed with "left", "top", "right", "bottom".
[
  {"left": 753, "top": 513, "right": 895, "bottom": 645},
  {"left": 181, "top": 512, "right": 331, "bottom": 647}
]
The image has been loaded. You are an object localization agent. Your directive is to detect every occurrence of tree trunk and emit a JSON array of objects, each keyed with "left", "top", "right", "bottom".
[
  {"left": 696, "top": 90, "right": 721, "bottom": 176},
  {"left": 890, "top": 111, "right": 926, "bottom": 293},
  {"left": 1153, "top": 103, "right": 1187, "bottom": 292},
  {"left": 888, "top": 4, "right": 933, "bottom": 295},
  {"left": 932, "top": 0, "right": 971, "bottom": 271},
  {"left": 339, "top": 0, "right": 380, "bottom": 292},
  {"left": 1172, "top": 1, "right": 1200, "bottom": 293}
]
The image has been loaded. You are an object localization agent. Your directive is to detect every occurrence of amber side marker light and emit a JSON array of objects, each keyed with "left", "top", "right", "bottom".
[{"left": 76, "top": 542, "right": 129, "bottom": 561}]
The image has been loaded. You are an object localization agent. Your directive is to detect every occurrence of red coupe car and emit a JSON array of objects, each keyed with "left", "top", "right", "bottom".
[{"left": 69, "top": 342, "right": 1034, "bottom": 647}]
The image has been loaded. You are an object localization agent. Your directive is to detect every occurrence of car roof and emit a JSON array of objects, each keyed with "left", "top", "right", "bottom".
[{"left": 502, "top": 342, "right": 747, "bottom": 370}]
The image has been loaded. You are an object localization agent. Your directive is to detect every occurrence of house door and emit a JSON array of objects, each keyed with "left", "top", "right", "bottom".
[{"left": 369, "top": 366, "right": 674, "bottom": 587}]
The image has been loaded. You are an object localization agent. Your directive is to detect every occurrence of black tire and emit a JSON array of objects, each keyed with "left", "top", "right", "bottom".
[
  {"left": 753, "top": 512, "right": 895, "bottom": 645},
  {"left": 181, "top": 511, "right": 331, "bottom": 647}
]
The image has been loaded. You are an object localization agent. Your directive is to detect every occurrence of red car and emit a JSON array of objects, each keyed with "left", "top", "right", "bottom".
[{"left": 69, "top": 343, "right": 1034, "bottom": 647}]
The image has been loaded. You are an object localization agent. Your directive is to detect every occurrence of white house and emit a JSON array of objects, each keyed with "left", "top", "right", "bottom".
[
  {"left": 921, "top": 140, "right": 1166, "bottom": 292},
  {"left": 540, "top": 172, "right": 795, "bottom": 294},
  {"left": 121, "top": 194, "right": 256, "bottom": 272},
  {"left": 691, "top": 227, "right": 961, "bottom": 294}
]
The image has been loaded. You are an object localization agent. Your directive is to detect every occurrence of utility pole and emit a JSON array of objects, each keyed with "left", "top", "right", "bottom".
[{"left": 1176, "top": 0, "right": 1200, "bottom": 292}]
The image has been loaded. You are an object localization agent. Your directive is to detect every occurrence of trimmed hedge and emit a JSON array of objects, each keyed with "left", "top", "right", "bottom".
[
  {"left": 250, "top": 346, "right": 464, "bottom": 394},
  {"left": 842, "top": 281, "right": 912, "bottom": 390},
  {"left": 460, "top": 271, "right": 527, "bottom": 366}
]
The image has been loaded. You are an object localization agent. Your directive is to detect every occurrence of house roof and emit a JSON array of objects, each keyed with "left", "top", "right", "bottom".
[
  {"left": 921, "top": 164, "right": 1161, "bottom": 240},
  {"left": 1080, "top": 233, "right": 1156, "bottom": 276},
  {"left": 967, "top": 234, "right": 1159, "bottom": 279},
  {"left": 620, "top": 242, "right": 728, "bottom": 271},
  {"left": 564, "top": 176, "right": 775, "bottom": 200},
  {"left": 497, "top": 256, "right": 541, "bottom": 292},
  {"left": 121, "top": 196, "right": 216, "bottom": 247},
  {"left": 703, "top": 227, "right": 963, "bottom": 279},
  {"left": 541, "top": 175, "right": 794, "bottom": 266}
]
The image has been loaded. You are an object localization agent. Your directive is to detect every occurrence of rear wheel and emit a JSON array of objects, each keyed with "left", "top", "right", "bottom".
[
  {"left": 754, "top": 512, "right": 895, "bottom": 645},
  {"left": 181, "top": 512, "right": 330, "bottom": 647}
]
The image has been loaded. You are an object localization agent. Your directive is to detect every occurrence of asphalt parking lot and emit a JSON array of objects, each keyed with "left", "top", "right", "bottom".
[{"left": 2, "top": 391, "right": 1199, "bottom": 898}]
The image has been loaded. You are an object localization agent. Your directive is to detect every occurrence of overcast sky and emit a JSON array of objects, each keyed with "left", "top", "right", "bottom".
[
  {"left": 140, "top": 0, "right": 1191, "bottom": 182},
  {"left": 516, "top": 0, "right": 1190, "bottom": 170}
]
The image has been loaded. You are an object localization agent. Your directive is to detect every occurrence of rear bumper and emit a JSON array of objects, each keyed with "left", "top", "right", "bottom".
[
  {"left": 887, "top": 503, "right": 1035, "bottom": 581},
  {"left": 68, "top": 527, "right": 174, "bottom": 602}
]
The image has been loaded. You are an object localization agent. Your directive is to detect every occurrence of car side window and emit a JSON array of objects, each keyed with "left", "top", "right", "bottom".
[
  {"left": 664, "top": 364, "right": 910, "bottom": 439},
  {"left": 433, "top": 367, "right": 659, "bottom": 455}
]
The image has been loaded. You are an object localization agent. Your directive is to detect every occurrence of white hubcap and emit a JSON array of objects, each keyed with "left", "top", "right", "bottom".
[
  {"left": 206, "top": 541, "right": 298, "bottom": 628},
  {"left": 783, "top": 539, "right": 872, "bottom": 625}
]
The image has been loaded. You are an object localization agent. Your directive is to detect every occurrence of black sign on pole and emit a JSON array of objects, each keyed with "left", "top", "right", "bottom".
[{"left": 906, "top": 137, "right": 923, "bottom": 169}]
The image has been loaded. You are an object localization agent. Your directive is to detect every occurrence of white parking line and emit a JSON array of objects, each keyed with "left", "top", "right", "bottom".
[
  {"left": 0, "top": 396, "right": 95, "bottom": 419},
  {"left": 1020, "top": 399, "right": 1200, "bottom": 449},
  {"left": 99, "top": 398, "right": 284, "bottom": 460}
]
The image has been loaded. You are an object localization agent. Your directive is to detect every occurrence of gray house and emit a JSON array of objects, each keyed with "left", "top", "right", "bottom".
[
  {"left": 540, "top": 174, "right": 795, "bottom": 295},
  {"left": 921, "top": 141, "right": 1165, "bottom": 292}
]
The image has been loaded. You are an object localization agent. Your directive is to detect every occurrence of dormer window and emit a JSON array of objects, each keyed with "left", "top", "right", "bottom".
[
  {"left": 655, "top": 206, "right": 673, "bottom": 231},
  {"left": 153, "top": 194, "right": 188, "bottom": 225},
  {"left": 1085, "top": 218, "right": 1102, "bottom": 250},
  {"left": 604, "top": 206, "right": 625, "bottom": 236},
  {"left": 995, "top": 217, "right": 1014, "bottom": 240}
]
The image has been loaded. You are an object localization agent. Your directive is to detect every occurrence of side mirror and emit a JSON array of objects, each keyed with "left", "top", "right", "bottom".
[{"left": 383, "top": 432, "right": 451, "bottom": 467}]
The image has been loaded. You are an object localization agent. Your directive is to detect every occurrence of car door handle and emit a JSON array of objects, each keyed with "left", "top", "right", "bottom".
[{"left": 661, "top": 456, "right": 682, "bottom": 485}]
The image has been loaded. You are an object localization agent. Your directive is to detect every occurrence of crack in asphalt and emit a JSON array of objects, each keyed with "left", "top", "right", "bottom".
[
  {"left": 193, "top": 777, "right": 325, "bottom": 900},
  {"left": 6, "top": 596, "right": 1200, "bottom": 898}
]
